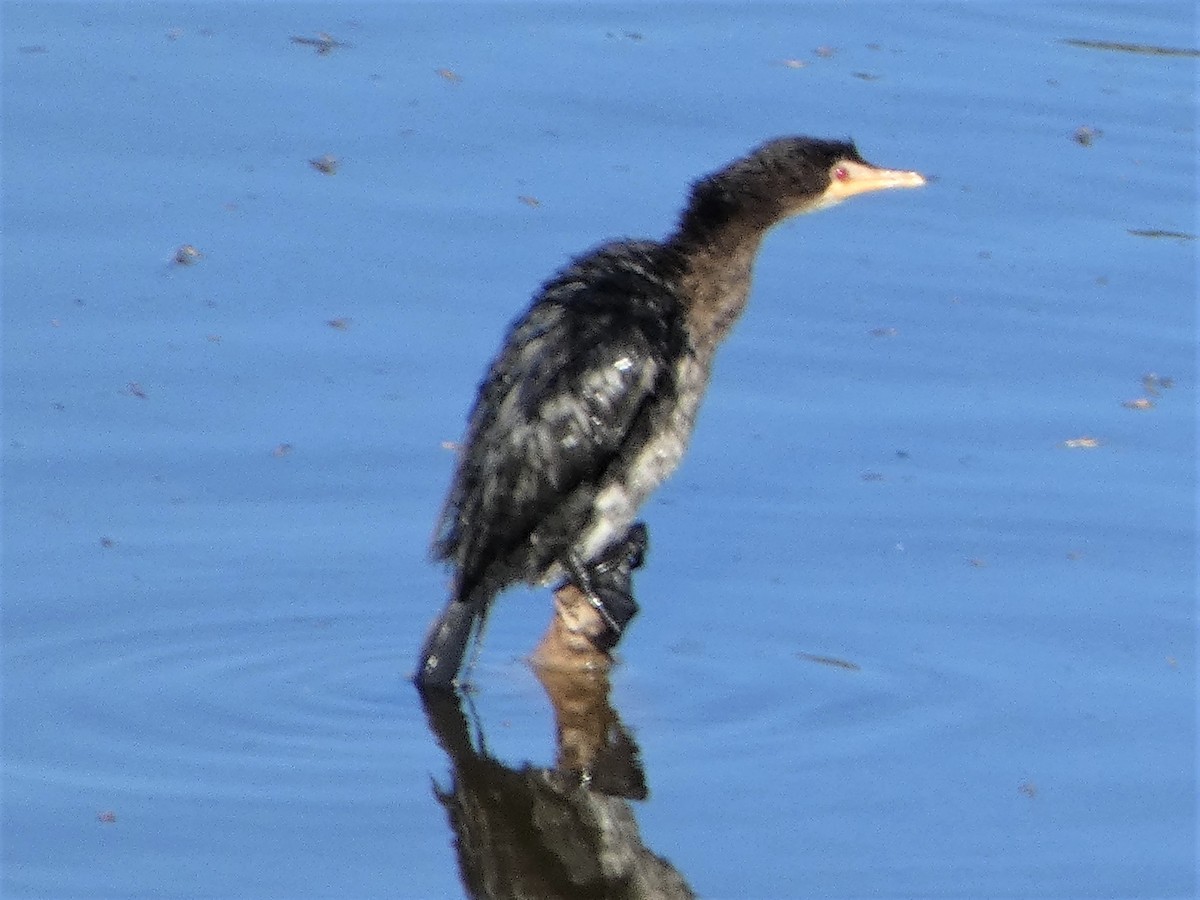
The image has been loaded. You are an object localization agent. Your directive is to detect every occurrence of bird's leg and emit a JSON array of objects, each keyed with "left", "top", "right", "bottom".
[
  {"left": 565, "top": 551, "right": 621, "bottom": 634},
  {"left": 604, "top": 522, "right": 648, "bottom": 571},
  {"left": 535, "top": 524, "right": 650, "bottom": 669},
  {"left": 563, "top": 522, "right": 649, "bottom": 651}
]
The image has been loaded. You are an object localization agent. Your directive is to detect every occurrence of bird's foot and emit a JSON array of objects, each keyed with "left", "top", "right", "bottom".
[
  {"left": 592, "top": 522, "right": 648, "bottom": 576},
  {"left": 562, "top": 522, "right": 648, "bottom": 652}
]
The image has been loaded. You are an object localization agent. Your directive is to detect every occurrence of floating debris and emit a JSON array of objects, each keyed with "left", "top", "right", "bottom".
[
  {"left": 1141, "top": 373, "right": 1174, "bottom": 396},
  {"left": 852, "top": 71, "right": 882, "bottom": 81},
  {"left": 1121, "top": 373, "right": 1174, "bottom": 411},
  {"left": 860, "top": 471, "right": 885, "bottom": 482},
  {"left": 1018, "top": 781, "right": 1038, "bottom": 799},
  {"left": 814, "top": 45, "right": 837, "bottom": 58},
  {"left": 309, "top": 154, "right": 338, "bottom": 175},
  {"left": 1127, "top": 228, "right": 1194, "bottom": 241},
  {"left": 868, "top": 326, "right": 898, "bottom": 337},
  {"left": 173, "top": 244, "right": 203, "bottom": 266},
  {"left": 1062, "top": 436, "right": 1101, "bottom": 449},
  {"left": 327, "top": 317, "right": 351, "bottom": 330},
  {"left": 797, "top": 652, "right": 861, "bottom": 672},
  {"left": 435, "top": 67, "right": 462, "bottom": 84},
  {"left": 126, "top": 382, "right": 148, "bottom": 399},
  {"left": 780, "top": 58, "right": 808, "bottom": 69},
  {"left": 1072, "top": 126, "right": 1101, "bottom": 146},
  {"left": 517, "top": 195, "right": 541, "bottom": 208},
  {"left": 271, "top": 443, "right": 293, "bottom": 458},
  {"left": 1060, "top": 38, "right": 1200, "bottom": 58},
  {"left": 97, "top": 811, "right": 118, "bottom": 823},
  {"left": 967, "top": 558, "right": 987, "bottom": 568},
  {"left": 291, "top": 32, "right": 350, "bottom": 55},
  {"left": 99, "top": 537, "right": 117, "bottom": 549}
]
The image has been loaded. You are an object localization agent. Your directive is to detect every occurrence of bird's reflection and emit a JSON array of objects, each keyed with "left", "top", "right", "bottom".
[{"left": 417, "top": 668, "right": 694, "bottom": 899}]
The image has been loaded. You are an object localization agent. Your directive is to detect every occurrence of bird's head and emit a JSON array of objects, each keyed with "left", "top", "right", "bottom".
[
  {"left": 760, "top": 136, "right": 926, "bottom": 214},
  {"left": 681, "top": 136, "right": 925, "bottom": 238}
]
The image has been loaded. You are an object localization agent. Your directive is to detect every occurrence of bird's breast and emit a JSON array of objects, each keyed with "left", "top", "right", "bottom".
[{"left": 575, "top": 351, "right": 711, "bottom": 565}]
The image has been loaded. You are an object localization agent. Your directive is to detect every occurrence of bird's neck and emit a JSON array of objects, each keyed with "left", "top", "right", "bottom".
[{"left": 667, "top": 223, "right": 770, "bottom": 355}]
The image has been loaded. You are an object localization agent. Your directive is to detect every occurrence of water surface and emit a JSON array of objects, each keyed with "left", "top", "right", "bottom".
[{"left": 3, "top": 3, "right": 1195, "bottom": 897}]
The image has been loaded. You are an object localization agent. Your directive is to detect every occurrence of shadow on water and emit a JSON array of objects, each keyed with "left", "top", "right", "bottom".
[{"left": 417, "top": 671, "right": 694, "bottom": 900}]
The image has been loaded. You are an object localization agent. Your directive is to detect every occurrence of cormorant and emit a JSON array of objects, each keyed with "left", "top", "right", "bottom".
[{"left": 416, "top": 136, "right": 925, "bottom": 688}]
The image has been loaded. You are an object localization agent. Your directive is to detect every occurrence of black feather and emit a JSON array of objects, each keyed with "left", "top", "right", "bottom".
[{"left": 417, "top": 243, "right": 688, "bottom": 684}]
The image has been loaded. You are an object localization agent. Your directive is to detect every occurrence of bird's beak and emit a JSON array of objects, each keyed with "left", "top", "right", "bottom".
[{"left": 822, "top": 159, "right": 926, "bottom": 203}]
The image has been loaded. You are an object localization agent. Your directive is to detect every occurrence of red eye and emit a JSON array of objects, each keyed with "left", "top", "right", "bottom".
[{"left": 834, "top": 166, "right": 850, "bottom": 181}]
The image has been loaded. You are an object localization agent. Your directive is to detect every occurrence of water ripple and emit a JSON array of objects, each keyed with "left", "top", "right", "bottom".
[{"left": 7, "top": 609, "right": 420, "bottom": 803}]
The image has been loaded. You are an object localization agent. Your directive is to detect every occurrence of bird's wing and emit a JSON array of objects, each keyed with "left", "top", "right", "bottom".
[{"left": 435, "top": 279, "right": 681, "bottom": 598}]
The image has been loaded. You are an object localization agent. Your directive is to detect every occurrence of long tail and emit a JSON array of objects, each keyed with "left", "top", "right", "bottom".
[{"left": 414, "top": 595, "right": 487, "bottom": 689}]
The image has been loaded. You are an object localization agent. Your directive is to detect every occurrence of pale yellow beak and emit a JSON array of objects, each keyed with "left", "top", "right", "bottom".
[{"left": 822, "top": 158, "right": 926, "bottom": 204}]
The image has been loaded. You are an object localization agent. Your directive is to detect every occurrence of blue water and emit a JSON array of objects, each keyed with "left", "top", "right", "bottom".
[{"left": 3, "top": 3, "right": 1195, "bottom": 898}]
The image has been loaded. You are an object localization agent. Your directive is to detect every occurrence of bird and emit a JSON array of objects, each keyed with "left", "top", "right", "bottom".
[{"left": 415, "top": 136, "right": 925, "bottom": 688}]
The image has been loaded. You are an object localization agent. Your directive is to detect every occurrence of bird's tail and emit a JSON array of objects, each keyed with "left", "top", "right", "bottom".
[{"left": 414, "top": 594, "right": 487, "bottom": 689}]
